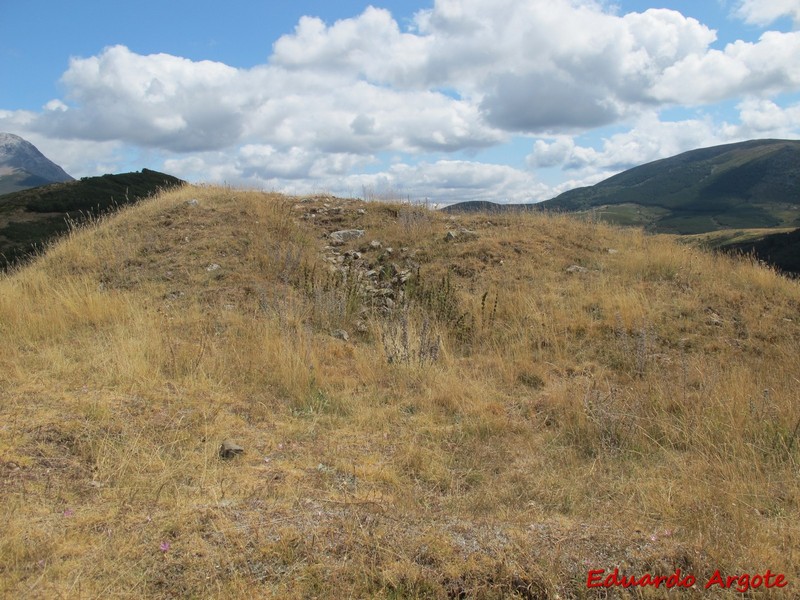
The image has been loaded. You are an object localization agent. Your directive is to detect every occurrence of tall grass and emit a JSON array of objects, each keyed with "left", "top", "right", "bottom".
[{"left": 1, "top": 185, "right": 798, "bottom": 598}]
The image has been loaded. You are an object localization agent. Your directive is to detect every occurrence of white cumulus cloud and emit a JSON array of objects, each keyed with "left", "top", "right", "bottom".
[
  {"left": 3, "top": 0, "right": 800, "bottom": 202},
  {"left": 735, "top": 0, "right": 800, "bottom": 27},
  {"left": 652, "top": 31, "right": 800, "bottom": 104}
]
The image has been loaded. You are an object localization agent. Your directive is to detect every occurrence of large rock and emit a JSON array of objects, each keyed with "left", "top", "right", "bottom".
[{"left": 329, "top": 229, "right": 365, "bottom": 245}]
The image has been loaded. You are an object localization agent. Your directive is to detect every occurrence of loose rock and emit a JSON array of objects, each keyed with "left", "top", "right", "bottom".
[
  {"left": 219, "top": 440, "right": 244, "bottom": 459},
  {"left": 329, "top": 229, "right": 365, "bottom": 245}
]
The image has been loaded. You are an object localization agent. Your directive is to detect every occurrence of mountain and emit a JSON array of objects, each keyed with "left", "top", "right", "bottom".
[
  {"left": 1, "top": 185, "right": 798, "bottom": 597},
  {"left": 443, "top": 139, "right": 800, "bottom": 235},
  {"left": 0, "top": 168, "right": 184, "bottom": 268},
  {"left": 539, "top": 138, "right": 800, "bottom": 234},
  {"left": 0, "top": 132, "right": 74, "bottom": 194}
]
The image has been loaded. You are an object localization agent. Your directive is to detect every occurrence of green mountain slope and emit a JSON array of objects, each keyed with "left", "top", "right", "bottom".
[
  {"left": 0, "top": 168, "right": 184, "bottom": 268},
  {"left": 540, "top": 139, "right": 800, "bottom": 233}
]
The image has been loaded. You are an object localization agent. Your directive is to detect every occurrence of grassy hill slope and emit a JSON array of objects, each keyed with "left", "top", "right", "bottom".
[
  {"left": 684, "top": 227, "right": 800, "bottom": 278},
  {"left": 0, "top": 169, "right": 184, "bottom": 269},
  {"left": 1, "top": 186, "right": 799, "bottom": 598}
]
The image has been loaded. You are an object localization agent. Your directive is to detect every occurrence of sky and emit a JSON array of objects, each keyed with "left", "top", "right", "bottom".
[{"left": 1, "top": 0, "right": 800, "bottom": 204}]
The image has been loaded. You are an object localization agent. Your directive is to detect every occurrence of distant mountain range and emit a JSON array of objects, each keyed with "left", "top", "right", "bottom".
[
  {"left": 0, "top": 132, "right": 74, "bottom": 194},
  {"left": 0, "top": 169, "right": 184, "bottom": 269},
  {"left": 444, "top": 139, "right": 800, "bottom": 235}
]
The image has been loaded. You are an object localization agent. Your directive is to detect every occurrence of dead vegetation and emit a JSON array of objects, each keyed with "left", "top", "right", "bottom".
[{"left": 1, "top": 185, "right": 799, "bottom": 598}]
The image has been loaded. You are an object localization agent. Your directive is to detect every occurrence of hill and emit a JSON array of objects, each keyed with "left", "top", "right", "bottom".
[
  {"left": 0, "top": 133, "right": 73, "bottom": 194},
  {"left": 724, "top": 227, "right": 800, "bottom": 277},
  {"left": 540, "top": 139, "right": 800, "bottom": 234},
  {"left": 1, "top": 185, "right": 798, "bottom": 598},
  {"left": 443, "top": 139, "right": 800, "bottom": 235},
  {"left": 0, "top": 168, "right": 184, "bottom": 268},
  {"left": 686, "top": 227, "right": 800, "bottom": 278}
]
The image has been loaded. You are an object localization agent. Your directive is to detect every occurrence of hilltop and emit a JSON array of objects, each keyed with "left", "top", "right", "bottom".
[
  {"left": 1, "top": 185, "right": 799, "bottom": 598},
  {"left": 0, "top": 168, "right": 184, "bottom": 268},
  {"left": 0, "top": 133, "right": 73, "bottom": 195},
  {"left": 444, "top": 139, "right": 800, "bottom": 235}
]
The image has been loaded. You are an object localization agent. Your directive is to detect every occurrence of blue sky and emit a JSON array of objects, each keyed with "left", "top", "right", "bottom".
[{"left": 2, "top": 0, "right": 799, "bottom": 203}]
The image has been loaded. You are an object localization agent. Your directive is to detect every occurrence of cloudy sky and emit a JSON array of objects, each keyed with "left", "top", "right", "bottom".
[{"left": 2, "top": 0, "right": 799, "bottom": 203}]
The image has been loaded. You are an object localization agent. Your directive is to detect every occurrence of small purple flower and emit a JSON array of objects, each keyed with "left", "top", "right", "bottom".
[
  {"left": 159, "top": 541, "right": 170, "bottom": 553},
  {"left": 63, "top": 509, "right": 74, "bottom": 517}
]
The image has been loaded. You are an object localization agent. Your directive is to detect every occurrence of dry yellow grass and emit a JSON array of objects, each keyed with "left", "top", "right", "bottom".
[{"left": 1, "top": 185, "right": 799, "bottom": 598}]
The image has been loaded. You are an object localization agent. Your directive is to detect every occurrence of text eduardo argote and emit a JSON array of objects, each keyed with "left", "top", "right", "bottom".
[{"left": 587, "top": 567, "right": 788, "bottom": 592}]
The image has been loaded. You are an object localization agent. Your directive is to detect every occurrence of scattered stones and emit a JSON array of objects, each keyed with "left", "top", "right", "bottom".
[
  {"left": 219, "top": 440, "right": 244, "bottom": 459},
  {"left": 566, "top": 265, "right": 588, "bottom": 274},
  {"left": 332, "top": 329, "right": 350, "bottom": 342},
  {"left": 329, "top": 229, "right": 365, "bottom": 245},
  {"left": 301, "top": 199, "right": 424, "bottom": 315}
]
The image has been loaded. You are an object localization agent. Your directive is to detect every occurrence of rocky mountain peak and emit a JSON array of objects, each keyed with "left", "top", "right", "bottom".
[{"left": 0, "top": 132, "right": 74, "bottom": 185}]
